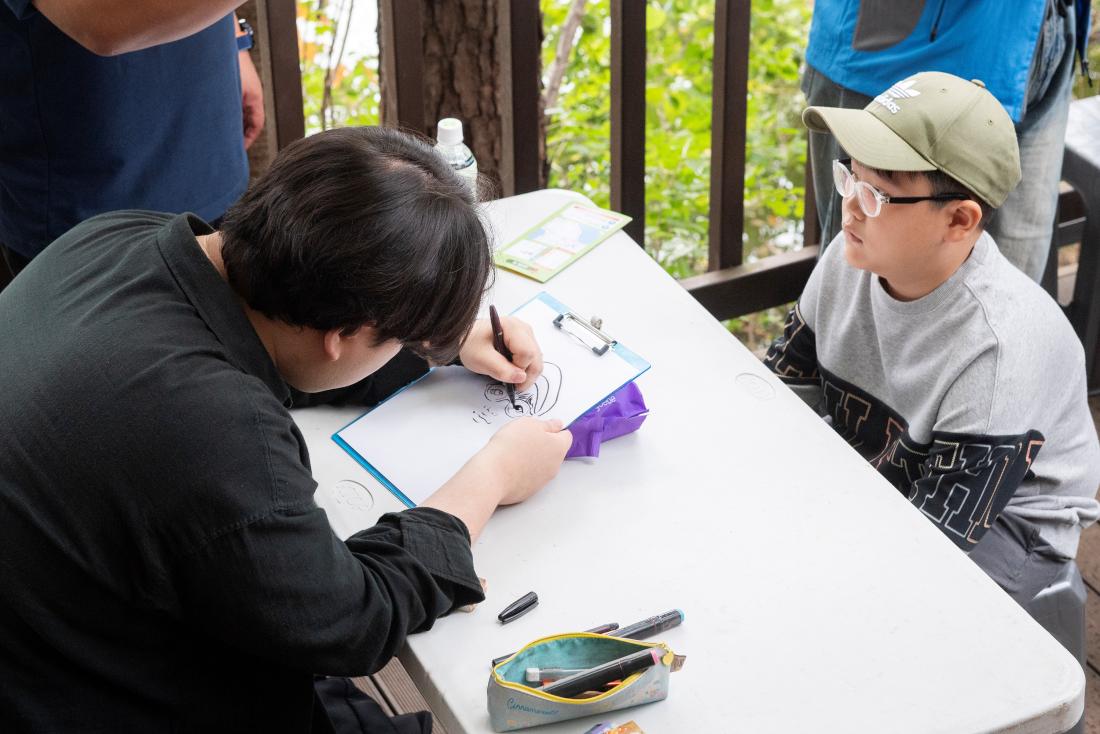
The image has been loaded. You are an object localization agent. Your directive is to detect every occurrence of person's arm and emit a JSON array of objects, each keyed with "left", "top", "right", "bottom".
[
  {"left": 898, "top": 426, "right": 1044, "bottom": 551},
  {"left": 31, "top": 0, "right": 242, "bottom": 56},
  {"left": 178, "top": 500, "right": 487, "bottom": 676},
  {"left": 236, "top": 14, "right": 265, "bottom": 149},
  {"left": 291, "top": 314, "right": 545, "bottom": 409},
  {"left": 763, "top": 302, "right": 824, "bottom": 411},
  {"left": 896, "top": 350, "right": 1046, "bottom": 552},
  {"left": 421, "top": 417, "right": 572, "bottom": 543},
  {"left": 175, "top": 398, "right": 569, "bottom": 675},
  {"left": 763, "top": 250, "right": 830, "bottom": 412}
]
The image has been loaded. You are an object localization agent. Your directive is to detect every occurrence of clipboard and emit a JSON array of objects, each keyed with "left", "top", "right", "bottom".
[{"left": 332, "top": 292, "right": 650, "bottom": 507}]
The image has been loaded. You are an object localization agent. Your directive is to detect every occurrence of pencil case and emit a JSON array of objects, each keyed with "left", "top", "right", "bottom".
[{"left": 487, "top": 632, "right": 684, "bottom": 732}]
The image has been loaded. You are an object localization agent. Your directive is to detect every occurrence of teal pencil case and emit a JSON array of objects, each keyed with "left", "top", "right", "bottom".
[{"left": 487, "top": 632, "right": 684, "bottom": 732}]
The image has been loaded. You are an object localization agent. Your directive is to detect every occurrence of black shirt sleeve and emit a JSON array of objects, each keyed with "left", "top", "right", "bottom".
[
  {"left": 165, "top": 368, "right": 482, "bottom": 677},
  {"left": 289, "top": 348, "right": 430, "bottom": 408},
  {"left": 175, "top": 502, "right": 484, "bottom": 677}
]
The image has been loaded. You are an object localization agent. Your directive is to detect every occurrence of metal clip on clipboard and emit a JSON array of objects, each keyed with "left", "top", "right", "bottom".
[{"left": 553, "top": 312, "right": 617, "bottom": 356}]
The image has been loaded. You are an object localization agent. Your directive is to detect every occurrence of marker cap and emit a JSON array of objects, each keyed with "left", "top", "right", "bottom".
[{"left": 497, "top": 591, "right": 538, "bottom": 624}]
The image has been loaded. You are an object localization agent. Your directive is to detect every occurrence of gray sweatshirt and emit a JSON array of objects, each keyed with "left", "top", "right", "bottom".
[{"left": 765, "top": 232, "right": 1100, "bottom": 558}]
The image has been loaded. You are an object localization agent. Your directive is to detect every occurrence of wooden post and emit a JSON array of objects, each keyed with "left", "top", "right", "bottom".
[
  {"left": 708, "top": 0, "right": 750, "bottom": 270},
  {"left": 609, "top": 0, "right": 646, "bottom": 245},
  {"left": 264, "top": 0, "right": 306, "bottom": 151},
  {"left": 497, "top": 0, "right": 543, "bottom": 196},
  {"left": 379, "top": 0, "right": 427, "bottom": 134}
]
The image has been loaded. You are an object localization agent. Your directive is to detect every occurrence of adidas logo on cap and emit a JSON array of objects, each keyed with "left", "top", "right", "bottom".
[{"left": 874, "top": 80, "right": 921, "bottom": 114}]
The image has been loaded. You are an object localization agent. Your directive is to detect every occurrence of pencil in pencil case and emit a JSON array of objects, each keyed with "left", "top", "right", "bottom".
[{"left": 486, "top": 632, "right": 684, "bottom": 732}]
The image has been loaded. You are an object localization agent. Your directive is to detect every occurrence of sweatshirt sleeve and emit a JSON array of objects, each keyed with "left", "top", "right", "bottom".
[
  {"left": 763, "top": 247, "right": 831, "bottom": 412},
  {"left": 899, "top": 349, "right": 1045, "bottom": 551}
]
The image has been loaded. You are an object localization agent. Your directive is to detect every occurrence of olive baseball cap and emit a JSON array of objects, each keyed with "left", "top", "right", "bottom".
[{"left": 803, "top": 71, "right": 1021, "bottom": 208}]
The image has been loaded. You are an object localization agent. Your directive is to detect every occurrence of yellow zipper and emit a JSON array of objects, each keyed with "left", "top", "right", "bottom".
[{"left": 491, "top": 632, "right": 673, "bottom": 704}]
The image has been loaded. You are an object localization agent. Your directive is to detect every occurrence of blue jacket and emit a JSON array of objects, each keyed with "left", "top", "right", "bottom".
[{"left": 806, "top": 0, "right": 1091, "bottom": 123}]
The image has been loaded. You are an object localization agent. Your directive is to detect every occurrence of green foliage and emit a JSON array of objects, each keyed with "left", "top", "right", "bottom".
[
  {"left": 299, "top": 0, "right": 380, "bottom": 134},
  {"left": 542, "top": 0, "right": 810, "bottom": 347},
  {"left": 542, "top": 0, "right": 810, "bottom": 281},
  {"left": 298, "top": 0, "right": 811, "bottom": 348}
]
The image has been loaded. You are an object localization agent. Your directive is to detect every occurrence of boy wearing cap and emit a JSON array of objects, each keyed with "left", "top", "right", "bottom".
[{"left": 764, "top": 71, "right": 1100, "bottom": 603}]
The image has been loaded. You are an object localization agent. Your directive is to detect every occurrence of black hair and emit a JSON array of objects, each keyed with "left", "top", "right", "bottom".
[
  {"left": 863, "top": 164, "right": 994, "bottom": 229},
  {"left": 219, "top": 126, "right": 493, "bottom": 364}
]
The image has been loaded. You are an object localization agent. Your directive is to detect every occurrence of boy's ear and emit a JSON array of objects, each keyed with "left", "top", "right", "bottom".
[
  {"left": 322, "top": 324, "right": 378, "bottom": 362},
  {"left": 945, "top": 199, "right": 983, "bottom": 241},
  {"left": 321, "top": 329, "right": 345, "bottom": 362}
]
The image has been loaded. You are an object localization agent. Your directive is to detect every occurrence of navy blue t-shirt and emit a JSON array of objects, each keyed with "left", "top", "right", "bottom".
[{"left": 0, "top": 2, "right": 249, "bottom": 257}]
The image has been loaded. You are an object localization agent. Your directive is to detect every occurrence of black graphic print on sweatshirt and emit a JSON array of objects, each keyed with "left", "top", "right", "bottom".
[{"left": 765, "top": 305, "right": 1044, "bottom": 550}]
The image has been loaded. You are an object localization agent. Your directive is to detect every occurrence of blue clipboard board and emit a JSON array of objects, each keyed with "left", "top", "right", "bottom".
[{"left": 332, "top": 292, "right": 650, "bottom": 507}]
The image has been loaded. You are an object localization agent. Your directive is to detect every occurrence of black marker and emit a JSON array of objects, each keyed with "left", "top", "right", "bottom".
[
  {"left": 540, "top": 648, "right": 661, "bottom": 698},
  {"left": 613, "top": 609, "right": 684, "bottom": 640},
  {"left": 490, "top": 623, "right": 619, "bottom": 667},
  {"left": 488, "top": 304, "right": 519, "bottom": 409}
]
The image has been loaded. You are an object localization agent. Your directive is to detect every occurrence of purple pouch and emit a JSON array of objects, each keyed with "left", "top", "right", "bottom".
[{"left": 566, "top": 382, "right": 648, "bottom": 459}]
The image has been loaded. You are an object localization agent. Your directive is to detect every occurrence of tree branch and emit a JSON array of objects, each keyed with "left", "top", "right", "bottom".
[{"left": 542, "top": 0, "right": 585, "bottom": 114}]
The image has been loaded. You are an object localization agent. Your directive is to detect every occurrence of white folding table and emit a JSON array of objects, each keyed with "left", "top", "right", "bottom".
[{"left": 295, "top": 188, "right": 1083, "bottom": 734}]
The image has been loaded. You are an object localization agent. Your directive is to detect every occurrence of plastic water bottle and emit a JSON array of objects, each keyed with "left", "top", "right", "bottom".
[{"left": 434, "top": 117, "right": 478, "bottom": 198}]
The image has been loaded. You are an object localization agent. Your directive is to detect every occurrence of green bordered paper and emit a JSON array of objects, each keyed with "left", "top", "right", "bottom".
[{"left": 494, "top": 202, "right": 632, "bottom": 282}]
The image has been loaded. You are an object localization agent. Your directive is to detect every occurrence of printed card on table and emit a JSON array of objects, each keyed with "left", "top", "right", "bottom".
[{"left": 494, "top": 203, "right": 632, "bottom": 282}]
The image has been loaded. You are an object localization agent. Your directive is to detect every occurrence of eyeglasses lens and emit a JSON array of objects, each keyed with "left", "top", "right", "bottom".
[{"left": 833, "top": 161, "right": 881, "bottom": 217}]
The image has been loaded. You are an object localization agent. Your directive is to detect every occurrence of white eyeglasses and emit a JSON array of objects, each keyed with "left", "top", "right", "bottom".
[{"left": 832, "top": 159, "right": 969, "bottom": 218}]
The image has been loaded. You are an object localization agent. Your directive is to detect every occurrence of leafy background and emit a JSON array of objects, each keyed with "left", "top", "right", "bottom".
[{"left": 297, "top": 0, "right": 1100, "bottom": 354}]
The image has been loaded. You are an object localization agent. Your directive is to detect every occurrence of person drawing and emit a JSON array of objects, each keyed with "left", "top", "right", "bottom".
[{"left": 0, "top": 126, "right": 571, "bottom": 732}]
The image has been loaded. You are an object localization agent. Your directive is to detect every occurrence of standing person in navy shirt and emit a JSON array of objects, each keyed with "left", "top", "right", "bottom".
[{"left": 0, "top": 0, "right": 262, "bottom": 286}]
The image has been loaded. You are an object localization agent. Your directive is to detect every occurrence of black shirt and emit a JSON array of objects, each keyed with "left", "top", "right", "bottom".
[{"left": 0, "top": 212, "right": 483, "bottom": 732}]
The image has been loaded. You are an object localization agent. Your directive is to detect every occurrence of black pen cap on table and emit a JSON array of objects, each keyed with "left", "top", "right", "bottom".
[{"left": 498, "top": 591, "right": 538, "bottom": 624}]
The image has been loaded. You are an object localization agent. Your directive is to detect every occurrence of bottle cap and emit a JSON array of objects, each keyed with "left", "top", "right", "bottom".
[{"left": 437, "top": 117, "right": 464, "bottom": 145}]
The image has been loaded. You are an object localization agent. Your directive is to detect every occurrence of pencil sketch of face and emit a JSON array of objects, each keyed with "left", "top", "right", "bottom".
[{"left": 478, "top": 362, "right": 562, "bottom": 420}]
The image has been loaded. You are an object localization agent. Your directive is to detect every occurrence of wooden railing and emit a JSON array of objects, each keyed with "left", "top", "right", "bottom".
[{"left": 260, "top": 0, "right": 820, "bottom": 321}]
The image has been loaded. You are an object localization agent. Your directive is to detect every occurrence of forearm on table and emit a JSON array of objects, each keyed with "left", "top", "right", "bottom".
[
  {"left": 420, "top": 452, "right": 506, "bottom": 545},
  {"left": 32, "top": 0, "right": 242, "bottom": 55}
]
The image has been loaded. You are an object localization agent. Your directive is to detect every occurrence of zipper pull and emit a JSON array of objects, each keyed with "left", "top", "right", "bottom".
[{"left": 929, "top": 0, "right": 947, "bottom": 41}]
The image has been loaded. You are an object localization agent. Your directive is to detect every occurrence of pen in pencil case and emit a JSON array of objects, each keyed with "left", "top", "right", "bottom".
[
  {"left": 540, "top": 648, "right": 661, "bottom": 699},
  {"left": 613, "top": 609, "right": 683, "bottom": 640}
]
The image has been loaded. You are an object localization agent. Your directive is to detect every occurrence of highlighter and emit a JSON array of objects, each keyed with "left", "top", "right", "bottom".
[{"left": 613, "top": 609, "right": 683, "bottom": 640}]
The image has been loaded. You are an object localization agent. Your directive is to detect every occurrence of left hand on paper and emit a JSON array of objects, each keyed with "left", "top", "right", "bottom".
[{"left": 459, "top": 316, "right": 543, "bottom": 391}]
